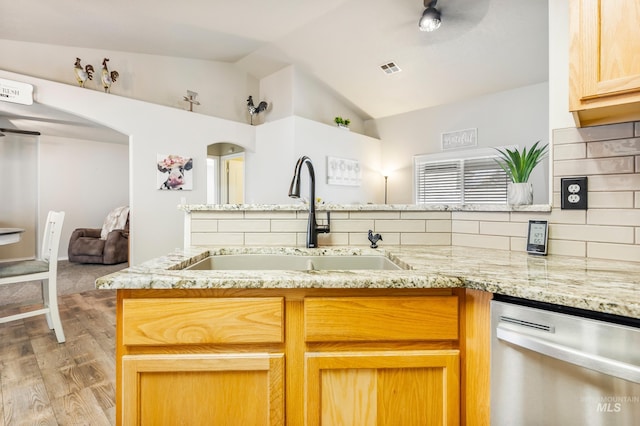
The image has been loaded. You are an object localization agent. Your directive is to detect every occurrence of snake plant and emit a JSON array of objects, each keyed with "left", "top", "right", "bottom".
[{"left": 495, "top": 141, "right": 548, "bottom": 183}]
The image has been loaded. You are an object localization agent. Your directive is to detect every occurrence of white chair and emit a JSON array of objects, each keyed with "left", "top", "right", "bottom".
[{"left": 0, "top": 211, "right": 66, "bottom": 343}]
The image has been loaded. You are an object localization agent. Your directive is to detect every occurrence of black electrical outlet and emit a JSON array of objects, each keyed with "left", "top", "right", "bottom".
[{"left": 561, "top": 177, "right": 588, "bottom": 210}]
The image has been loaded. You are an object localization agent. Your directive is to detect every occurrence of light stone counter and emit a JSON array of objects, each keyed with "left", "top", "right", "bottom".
[
  {"left": 96, "top": 245, "right": 640, "bottom": 319},
  {"left": 179, "top": 203, "right": 552, "bottom": 212}
]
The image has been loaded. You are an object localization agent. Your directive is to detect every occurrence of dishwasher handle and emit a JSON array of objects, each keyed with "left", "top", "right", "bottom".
[{"left": 497, "top": 325, "right": 640, "bottom": 384}]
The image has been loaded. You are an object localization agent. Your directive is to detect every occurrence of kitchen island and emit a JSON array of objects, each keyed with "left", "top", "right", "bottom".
[{"left": 98, "top": 246, "right": 640, "bottom": 425}]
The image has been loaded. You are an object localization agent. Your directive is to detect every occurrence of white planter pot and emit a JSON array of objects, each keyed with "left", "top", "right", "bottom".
[{"left": 508, "top": 182, "right": 533, "bottom": 205}]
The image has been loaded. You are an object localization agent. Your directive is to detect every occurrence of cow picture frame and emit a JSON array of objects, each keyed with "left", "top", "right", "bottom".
[{"left": 157, "top": 154, "right": 193, "bottom": 190}]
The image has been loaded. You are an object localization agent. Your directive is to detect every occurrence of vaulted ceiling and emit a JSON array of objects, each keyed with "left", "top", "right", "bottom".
[{"left": 0, "top": 0, "right": 548, "bottom": 139}]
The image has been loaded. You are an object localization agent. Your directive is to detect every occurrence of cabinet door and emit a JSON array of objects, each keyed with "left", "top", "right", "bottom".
[
  {"left": 569, "top": 0, "right": 640, "bottom": 125},
  {"left": 306, "top": 350, "right": 459, "bottom": 426},
  {"left": 122, "top": 353, "right": 284, "bottom": 425}
]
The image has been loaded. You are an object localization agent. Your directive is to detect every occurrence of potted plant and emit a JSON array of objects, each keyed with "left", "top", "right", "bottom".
[
  {"left": 334, "top": 116, "right": 351, "bottom": 129},
  {"left": 495, "top": 141, "right": 548, "bottom": 205}
]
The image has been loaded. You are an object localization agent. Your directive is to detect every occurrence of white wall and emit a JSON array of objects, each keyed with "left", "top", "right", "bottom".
[
  {"left": 245, "top": 116, "right": 382, "bottom": 204},
  {"left": 549, "top": 0, "right": 574, "bottom": 130},
  {"left": 39, "top": 136, "right": 129, "bottom": 258},
  {"left": 372, "top": 82, "right": 550, "bottom": 204},
  {"left": 259, "top": 65, "right": 368, "bottom": 134},
  {"left": 0, "top": 40, "right": 259, "bottom": 123},
  {"left": 0, "top": 70, "right": 256, "bottom": 264}
]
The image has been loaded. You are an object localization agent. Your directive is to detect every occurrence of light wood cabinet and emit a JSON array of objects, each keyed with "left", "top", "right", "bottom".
[
  {"left": 303, "top": 296, "right": 460, "bottom": 425},
  {"left": 122, "top": 353, "right": 284, "bottom": 425},
  {"left": 569, "top": 0, "right": 640, "bottom": 127},
  {"left": 306, "top": 351, "right": 459, "bottom": 425},
  {"left": 116, "top": 288, "right": 489, "bottom": 425}
]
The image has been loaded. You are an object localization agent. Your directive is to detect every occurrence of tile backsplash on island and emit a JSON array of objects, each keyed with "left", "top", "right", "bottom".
[{"left": 185, "top": 121, "right": 639, "bottom": 263}]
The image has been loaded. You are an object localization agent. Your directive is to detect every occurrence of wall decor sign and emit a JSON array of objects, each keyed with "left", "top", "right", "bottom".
[
  {"left": 0, "top": 78, "right": 34, "bottom": 105},
  {"left": 441, "top": 128, "right": 477, "bottom": 151},
  {"left": 157, "top": 154, "right": 193, "bottom": 190},
  {"left": 327, "top": 156, "right": 361, "bottom": 186}
]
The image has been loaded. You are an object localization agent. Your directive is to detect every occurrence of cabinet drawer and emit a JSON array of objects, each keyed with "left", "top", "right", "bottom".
[
  {"left": 122, "top": 297, "right": 283, "bottom": 346},
  {"left": 304, "top": 296, "right": 458, "bottom": 342}
]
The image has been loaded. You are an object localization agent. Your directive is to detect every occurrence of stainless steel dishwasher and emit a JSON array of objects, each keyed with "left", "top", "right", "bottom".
[{"left": 491, "top": 295, "right": 640, "bottom": 425}]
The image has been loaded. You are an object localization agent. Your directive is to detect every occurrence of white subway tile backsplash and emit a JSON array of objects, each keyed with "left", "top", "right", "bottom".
[
  {"left": 550, "top": 224, "right": 634, "bottom": 244},
  {"left": 192, "top": 232, "right": 244, "bottom": 246},
  {"left": 375, "top": 220, "right": 426, "bottom": 232},
  {"left": 509, "top": 211, "right": 552, "bottom": 223},
  {"left": 452, "top": 233, "right": 510, "bottom": 250},
  {"left": 245, "top": 211, "right": 297, "bottom": 219},
  {"left": 547, "top": 208, "right": 586, "bottom": 225},
  {"left": 330, "top": 219, "right": 375, "bottom": 232},
  {"left": 553, "top": 123, "right": 634, "bottom": 144},
  {"left": 587, "top": 138, "right": 640, "bottom": 158},
  {"left": 510, "top": 237, "right": 527, "bottom": 252},
  {"left": 554, "top": 143, "right": 586, "bottom": 160},
  {"left": 548, "top": 239, "right": 586, "bottom": 257},
  {"left": 587, "top": 173, "right": 640, "bottom": 191},
  {"left": 480, "top": 221, "right": 528, "bottom": 237},
  {"left": 349, "top": 211, "right": 401, "bottom": 220},
  {"left": 191, "top": 220, "right": 218, "bottom": 232},
  {"left": 452, "top": 220, "right": 479, "bottom": 234},
  {"left": 588, "top": 192, "right": 634, "bottom": 209},
  {"left": 554, "top": 157, "right": 635, "bottom": 176},
  {"left": 401, "top": 233, "right": 451, "bottom": 246},
  {"left": 218, "top": 220, "right": 271, "bottom": 232},
  {"left": 270, "top": 220, "right": 306, "bottom": 232},
  {"left": 401, "top": 211, "right": 451, "bottom": 220},
  {"left": 351, "top": 232, "right": 399, "bottom": 246},
  {"left": 426, "top": 220, "right": 452, "bottom": 232},
  {"left": 192, "top": 211, "right": 245, "bottom": 219},
  {"left": 452, "top": 211, "right": 511, "bottom": 222},
  {"left": 587, "top": 209, "right": 640, "bottom": 227},
  {"left": 186, "top": 122, "right": 640, "bottom": 262},
  {"left": 325, "top": 233, "right": 350, "bottom": 246},
  {"left": 245, "top": 233, "right": 297, "bottom": 246},
  {"left": 587, "top": 242, "right": 640, "bottom": 262}
]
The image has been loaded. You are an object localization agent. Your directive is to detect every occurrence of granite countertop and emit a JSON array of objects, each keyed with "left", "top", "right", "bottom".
[
  {"left": 96, "top": 245, "right": 640, "bottom": 319},
  {"left": 179, "top": 203, "right": 552, "bottom": 212}
]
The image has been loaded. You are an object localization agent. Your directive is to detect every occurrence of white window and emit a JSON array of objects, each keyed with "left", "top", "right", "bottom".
[{"left": 414, "top": 149, "right": 509, "bottom": 204}]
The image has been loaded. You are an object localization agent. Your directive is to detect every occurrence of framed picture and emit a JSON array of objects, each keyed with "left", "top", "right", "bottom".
[
  {"left": 327, "top": 156, "right": 361, "bottom": 186},
  {"left": 157, "top": 154, "right": 193, "bottom": 190}
]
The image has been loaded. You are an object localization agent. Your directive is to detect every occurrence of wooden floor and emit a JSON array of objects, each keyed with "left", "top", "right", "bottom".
[{"left": 0, "top": 290, "right": 116, "bottom": 425}]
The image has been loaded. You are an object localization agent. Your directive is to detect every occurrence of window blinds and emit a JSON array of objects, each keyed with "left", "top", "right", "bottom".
[{"left": 414, "top": 154, "right": 508, "bottom": 204}]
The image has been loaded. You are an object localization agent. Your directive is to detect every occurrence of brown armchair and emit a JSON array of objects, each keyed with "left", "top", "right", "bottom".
[{"left": 68, "top": 207, "right": 129, "bottom": 265}]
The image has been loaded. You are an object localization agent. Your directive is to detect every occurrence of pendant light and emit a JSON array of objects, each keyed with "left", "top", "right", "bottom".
[{"left": 419, "top": 0, "right": 441, "bottom": 32}]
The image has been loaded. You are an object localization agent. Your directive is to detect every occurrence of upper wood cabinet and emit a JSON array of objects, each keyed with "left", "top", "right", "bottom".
[{"left": 569, "top": 0, "right": 640, "bottom": 127}]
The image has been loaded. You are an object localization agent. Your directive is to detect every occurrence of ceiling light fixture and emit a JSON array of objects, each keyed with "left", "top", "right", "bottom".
[{"left": 419, "top": 0, "right": 441, "bottom": 32}]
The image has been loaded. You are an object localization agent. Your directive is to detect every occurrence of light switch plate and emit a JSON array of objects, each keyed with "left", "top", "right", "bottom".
[{"left": 561, "top": 177, "right": 587, "bottom": 210}]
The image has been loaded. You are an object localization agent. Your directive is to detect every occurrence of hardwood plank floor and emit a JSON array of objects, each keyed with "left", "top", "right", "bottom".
[{"left": 0, "top": 290, "right": 116, "bottom": 425}]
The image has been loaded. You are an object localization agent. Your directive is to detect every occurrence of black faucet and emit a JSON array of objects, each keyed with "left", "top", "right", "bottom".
[{"left": 288, "top": 156, "right": 330, "bottom": 248}]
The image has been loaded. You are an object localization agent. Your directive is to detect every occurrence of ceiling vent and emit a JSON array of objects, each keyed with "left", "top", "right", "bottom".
[{"left": 380, "top": 62, "right": 401, "bottom": 75}]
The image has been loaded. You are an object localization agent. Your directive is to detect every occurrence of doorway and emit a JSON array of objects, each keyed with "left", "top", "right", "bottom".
[{"left": 207, "top": 143, "right": 245, "bottom": 204}]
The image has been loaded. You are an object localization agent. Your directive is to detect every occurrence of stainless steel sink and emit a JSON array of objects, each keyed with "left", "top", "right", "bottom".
[{"left": 186, "top": 254, "right": 403, "bottom": 271}]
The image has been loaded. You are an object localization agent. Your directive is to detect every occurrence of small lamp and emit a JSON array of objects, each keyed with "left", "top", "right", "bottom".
[
  {"left": 419, "top": 0, "right": 442, "bottom": 32},
  {"left": 383, "top": 174, "right": 389, "bottom": 204}
]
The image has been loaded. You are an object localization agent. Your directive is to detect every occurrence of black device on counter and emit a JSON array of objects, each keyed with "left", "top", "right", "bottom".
[{"left": 526, "top": 220, "right": 548, "bottom": 255}]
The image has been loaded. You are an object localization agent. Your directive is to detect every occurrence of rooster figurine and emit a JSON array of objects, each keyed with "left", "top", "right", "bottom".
[
  {"left": 246, "top": 95, "right": 268, "bottom": 125},
  {"left": 73, "top": 58, "right": 94, "bottom": 88},
  {"left": 101, "top": 58, "right": 119, "bottom": 93},
  {"left": 368, "top": 230, "right": 383, "bottom": 248}
]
